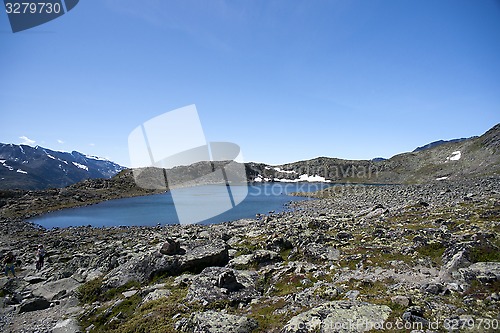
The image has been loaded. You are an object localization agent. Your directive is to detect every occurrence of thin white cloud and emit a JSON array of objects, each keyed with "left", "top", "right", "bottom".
[
  {"left": 89, "top": 143, "right": 95, "bottom": 146},
  {"left": 57, "top": 139, "right": 64, "bottom": 144},
  {"left": 19, "top": 136, "right": 36, "bottom": 146}
]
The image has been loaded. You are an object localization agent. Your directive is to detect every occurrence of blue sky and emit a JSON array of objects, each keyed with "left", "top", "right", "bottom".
[{"left": 1, "top": 0, "right": 499, "bottom": 167}]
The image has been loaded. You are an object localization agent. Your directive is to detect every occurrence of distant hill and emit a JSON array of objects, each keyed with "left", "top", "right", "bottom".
[
  {"left": 247, "top": 123, "right": 500, "bottom": 184},
  {"left": 1, "top": 124, "right": 499, "bottom": 191},
  {"left": 0, "top": 144, "right": 125, "bottom": 190},
  {"left": 413, "top": 137, "right": 474, "bottom": 152}
]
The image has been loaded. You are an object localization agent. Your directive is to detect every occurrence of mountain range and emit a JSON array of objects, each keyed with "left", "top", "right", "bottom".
[
  {"left": 0, "top": 123, "right": 499, "bottom": 190},
  {"left": 0, "top": 144, "right": 124, "bottom": 190}
]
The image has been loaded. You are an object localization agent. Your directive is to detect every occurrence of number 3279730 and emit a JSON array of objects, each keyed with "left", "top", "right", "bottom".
[{"left": 5, "top": 2, "right": 62, "bottom": 14}]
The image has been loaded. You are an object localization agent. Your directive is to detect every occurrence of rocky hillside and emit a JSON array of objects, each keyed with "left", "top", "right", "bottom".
[
  {"left": 0, "top": 144, "right": 125, "bottom": 190},
  {"left": 0, "top": 176, "right": 499, "bottom": 332},
  {"left": 0, "top": 169, "right": 162, "bottom": 221},
  {"left": 252, "top": 123, "right": 499, "bottom": 184}
]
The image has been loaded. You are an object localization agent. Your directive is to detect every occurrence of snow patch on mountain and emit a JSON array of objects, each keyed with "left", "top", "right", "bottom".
[
  {"left": 2, "top": 162, "right": 14, "bottom": 171},
  {"left": 446, "top": 151, "right": 462, "bottom": 162},
  {"left": 72, "top": 162, "right": 89, "bottom": 171}
]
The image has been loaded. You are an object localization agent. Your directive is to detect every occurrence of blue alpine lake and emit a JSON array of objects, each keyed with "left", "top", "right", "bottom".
[{"left": 29, "top": 182, "right": 333, "bottom": 229}]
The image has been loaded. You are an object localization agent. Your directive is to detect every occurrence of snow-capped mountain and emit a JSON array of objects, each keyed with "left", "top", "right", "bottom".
[{"left": 0, "top": 143, "right": 125, "bottom": 190}]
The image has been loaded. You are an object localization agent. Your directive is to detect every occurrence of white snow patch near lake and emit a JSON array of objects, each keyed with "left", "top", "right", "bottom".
[
  {"left": 47, "top": 154, "right": 56, "bottom": 160},
  {"left": 436, "top": 176, "right": 448, "bottom": 181},
  {"left": 274, "top": 178, "right": 299, "bottom": 183},
  {"left": 16, "top": 169, "right": 27, "bottom": 174},
  {"left": 72, "top": 162, "right": 89, "bottom": 171},
  {"left": 446, "top": 151, "right": 461, "bottom": 161},
  {"left": 298, "top": 174, "right": 331, "bottom": 182},
  {"left": 0, "top": 160, "right": 5, "bottom": 163}
]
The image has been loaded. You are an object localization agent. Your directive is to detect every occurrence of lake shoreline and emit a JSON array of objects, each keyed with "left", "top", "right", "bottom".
[{"left": 1, "top": 176, "right": 499, "bottom": 332}]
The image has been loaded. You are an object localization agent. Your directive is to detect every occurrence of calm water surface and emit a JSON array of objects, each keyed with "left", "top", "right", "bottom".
[{"left": 30, "top": 183, "right": 333, "bottom": 228}]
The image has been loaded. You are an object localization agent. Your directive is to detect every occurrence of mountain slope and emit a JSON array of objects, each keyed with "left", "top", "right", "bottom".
[
  {"left": 412, "top": 137, "right": 473, "bottom": 152},
  {"left": 248, "top": 123, "right": 500, "bottom": 184},
  {"left": 0, "top": 144, "right": 125, "bottom": 190}
]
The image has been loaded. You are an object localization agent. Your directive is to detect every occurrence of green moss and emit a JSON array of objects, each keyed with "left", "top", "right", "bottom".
[
  {"left": 469, "top": 243, "right": 500, "bottom": 263},
  {"left": 80, "top": 284, "right": 189, "bottom": 333},
  {"left": 77, "top": 277, "right": 104, "bottom": 304},
  {"left": 416, "top": 242, "right": 445, "bottom": 265},
  {"left": 248, "top": 298, "right": 296, "bottom": 332}
]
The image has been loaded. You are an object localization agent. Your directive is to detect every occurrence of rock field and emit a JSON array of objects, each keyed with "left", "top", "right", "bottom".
[{"left": 1, "top": 177, "right": 499, "bottom": 332}]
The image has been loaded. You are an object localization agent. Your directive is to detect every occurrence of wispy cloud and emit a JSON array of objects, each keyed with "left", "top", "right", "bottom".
[
  {"left": 19, "top": 136, "right": 36, "bottom": 146},
  {"left": 89, "top": 143, "right": 95, "bottom": 147},
  {"left": 57, "top": 139, "right": 64, "bottom": 144}
]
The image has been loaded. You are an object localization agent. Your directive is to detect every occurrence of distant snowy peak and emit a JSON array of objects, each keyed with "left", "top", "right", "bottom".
[{"left": 0, "top": 143, "right": 125, "bottom": 190}]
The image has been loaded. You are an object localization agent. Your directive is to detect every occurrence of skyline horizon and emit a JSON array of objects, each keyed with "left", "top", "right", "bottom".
[{"left": 3, "top": 120, "right": 497, "bottom": 168}]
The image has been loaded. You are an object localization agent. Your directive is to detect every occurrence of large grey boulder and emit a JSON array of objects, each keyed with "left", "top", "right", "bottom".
[
  {"left": 228, "top": 249, "right": 282, "bottom": 269},
  {"left": 176, "top": 310, "right": 258, "bottom": 333},
  {"left": 52, "top": 318, "right": 82, "bottom": 333},
  {"left": 185, "top": 267, "right": 259, "bottom": 305},
  {"left": 103, "top": 240, "right": 229, "bottom": 289},
  {"left": 281, "top": 300, "right": 392, "bottom": 333},
  {"left": 18, "top": 297, "right": 50, "bottom": 313},
  {"left": 459, "top": 262, "right": 500, "bottom": 283},
  {"left": 32, "top": 277, "right": 81, "bottom": 301}
]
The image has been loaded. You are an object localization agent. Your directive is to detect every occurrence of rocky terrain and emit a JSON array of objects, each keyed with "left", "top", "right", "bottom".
[
  {"left": 0, "top": 169, "right": 162, "bottom": 221},
  {"left": 1, "top": 176, "right": 499, "bottom": 332},
  {"left": 267, "top": 123, "right": 499, "bottom": 184}
]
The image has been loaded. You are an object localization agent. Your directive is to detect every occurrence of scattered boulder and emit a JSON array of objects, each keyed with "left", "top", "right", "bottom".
[
  {"left": 391, "top": 295, "right": 411, "bottom": 307},
  {"left": 141, "top": 288, "right": 171, "bottom": 305},
  {"left": 459, "top": 262, "right": 500, "bottom": 283},
  {"left": 228, "top": 249, "right": 282, "bottom": 269},
  {"left": 160, "top": 238, "right": 181, "bottom": 255},
  {"left": 24, "top": 275, "right": 47, "bottom": 284},
  {"left": 282, "top": 300, "right": 392, "bottom": 333},
  {"left": 52, "top": 318, "right": 82, "bottom": 333},
  {"left": 176, "top": 310, "right": 258, "bottom": 333},
  {"left": 402, "top": 306, "right": 428, "bottom": 326},
  {"left": 18, "top": 297, "right": 50, "bottom": 313},
  {"left": 103, "top": 239, "right": 229, "bottom": 289},
  {"left": 186, "top": 267, "right": 259, "bottom": 305}
]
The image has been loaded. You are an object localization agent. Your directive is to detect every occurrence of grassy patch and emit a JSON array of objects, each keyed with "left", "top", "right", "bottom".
[
  {"left": 248, "top": 298, "right": 297, "bottom": 333},
  {"left": 469, "top": 243, "right": 500, "bottom": 263},
  {"left": 416, "top": 242, "right": 445, "bottom": 265}
]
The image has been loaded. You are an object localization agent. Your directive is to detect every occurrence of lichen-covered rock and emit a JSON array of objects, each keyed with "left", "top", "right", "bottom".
[
  {"left": 228, "top": 249, "right": 282, "bottom": 269},
  {"left": 459, "top": 262, "right": 500, "bottom": 283},
  {"left": 185, "top": 267, "right": 259, "bottom": 305},
  {"left": 103, "top": 239, "right": 229, "bottom": 289},
  {"left": 176, "top": 310, "right": 258, "bottom": 333},
  {"left": 281, "top": 301, "right": 391, "bottom": 333}
]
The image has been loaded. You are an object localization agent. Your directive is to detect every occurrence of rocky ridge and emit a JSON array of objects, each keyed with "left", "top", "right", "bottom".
[{"left": 0, "top": 176, "right": 499, "bottom": 332}]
